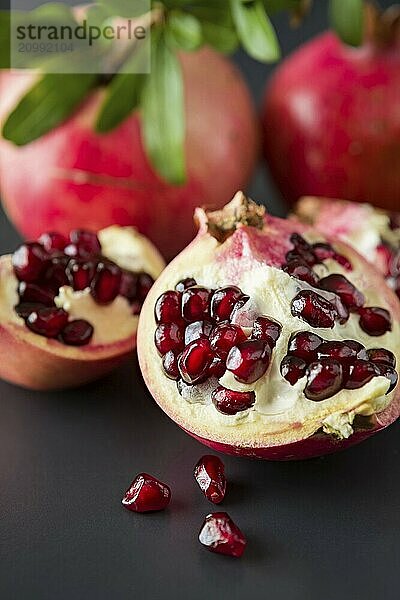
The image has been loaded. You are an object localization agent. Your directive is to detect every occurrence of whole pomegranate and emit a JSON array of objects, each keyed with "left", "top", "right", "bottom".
[
  {"left": 262, "top": 21, "right": 400, "bottom": 211},
  {"left": 138, "top": 192, "right": 400, "bottom": 460},
  {"left": 0, "top": 48, "right": 258, "bottom": 260}
]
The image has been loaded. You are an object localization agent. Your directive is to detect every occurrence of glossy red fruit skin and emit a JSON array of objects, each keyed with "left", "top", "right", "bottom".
[
  {"left": 122, "top": 473, "right": 171, "bottom": 513},
  {"left": 211, "top": 386, "right": 256, "bottom": 415},
  {"left": 194, "top": 455, "right": 226, "bottom": 504},
  {"left": 262, "top": 31, "right": 400, "bottom": 212},
  {"left": 198, "top": 512, "right": 246, "bottom": 558}
]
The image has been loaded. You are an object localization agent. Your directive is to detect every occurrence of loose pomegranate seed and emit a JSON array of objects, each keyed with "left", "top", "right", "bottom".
[
  {"left": 288, "top": 331, "right": 322, "bottom": 362},
  {"left": 38, "top": 232, "right": 68, "bottom": 252},
  {"left": 175, "top": 277, "right": 197, "bottom": 292},
  {"left": 66, "top": 259, "right": 96, "bottom": 291},
  {"left": 12, "top": 242, "right": 49, "bottom": 282},
  {"left": 15, "top": 302, "right": 46, "bottom": 319},
  {"left": 251, "top": 316, "right": 282, "bottom": 346},
  {"left": 367, "top": 348, "right": 396, "bottom": 368},
  {"left": 136, "top": 272, "right": 154, "bottom": 303},
  {"left": 194, "top": 455, "right": 226, "bottom": 504},
  {"left": 181, "top": 286, "right": 211, "bottom": 322},
  {"left": 122, "top": 473, "right": 171, "bottom": 513},
  {"left": 154, "top": 290, "right": 181, "bottom": 324},
  {"left": 283, "top": 260, "right": 320, "bottom": 286},
  {"left": 42, "top": 256, "right": 69, "bottom": 291},
  {"left": 162, "top": 351, "right": 180, "bottom": 380},
  {"left": 226, "top": 340, "right": 271, "bottom": 384},
  {"left": 91, "top": 261, "right": 122, "bottom": 304},
  {"left": 318, "top": 274, "right": 364, "bottom": 311},
  {"left": 210, "top": 286, "right": 243, "bottom": 321},
  {"left": 345, "top": 360, "right": 379, "bottom": 390},
  {"left": 185, "top": 320, "right": 213, "bottom": 345},
  {"left": 280, "top": 355, "right": 307, "bottom": 385},
  {"left": 198, "top": 512, "right": 246, "bottom": 558},
  {"left": 211, "top": 386, "right": 256, "bottom": 415},
  {"left": 312, "top": 242, "right": 335, "bottom": 262},
  {"left": 178, "top": 338, "right": 213, "bottom": 384},
  {"left": 305, "top": 359, "right": 343, "bottom": 401},
  {"left": 375, "top": 364, "right": 398, "bottom": 393},
  {"left": 26, "top": 307, "right": 69, "bottom": 338},
  {"left": 18, "top": 282, "right": 55, "bottom": 306},
  {"left": 358, "top": 307, "right": 392, "bottom": 336},
  {"left": 154, "top": 322, "right": 184, "bottom": 355},
  {"left": 316, "top": 340, "right": 358, "bottom": 364},
  {"left": 209, "top": 323, "right": 247, "bottom": 358},
  {"left": 60, "top": 319, "right": 94, "bottom": 346},
  {"left": 68, "top": 229, "right": 101, "bottom": 257},
  {"left": 291, "top": 290, "right": 338, "bottom": 328},
  {"left": 119, "top": 271, "right": 138, "bottom": 302},
  {"left": 209, "top": 356, "right": 226, "bottom": 378}
]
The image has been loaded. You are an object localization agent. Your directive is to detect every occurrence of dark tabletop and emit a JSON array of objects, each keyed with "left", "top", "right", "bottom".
[{"left": 1, "top": 2, "right": 399, "bottom": 599}]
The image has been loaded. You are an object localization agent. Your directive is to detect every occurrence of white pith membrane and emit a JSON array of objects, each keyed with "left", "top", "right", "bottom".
[
  {"left": 138, "top": 194, "right": 400, "bottom": 448},
  {"left": 0, "top": 226, "right": 165, "bottom": 355}
]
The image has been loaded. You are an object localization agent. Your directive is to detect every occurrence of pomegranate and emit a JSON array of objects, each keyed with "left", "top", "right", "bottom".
[
  {"left": 262, "top": 17, "right": 400, "bottom": 212},
  {"left": 293, "top": 196, "right": 400, "bottom": 299},
  {"left": 198, "top": 512, "right": 246, "bottom": 558},
  {"left": 0, "top": 225, "right": 164, "bottom": 390},
  {"left": 0, "top": 47, "right": 258, "bottom": 260},
  {"left": 137, "top": 192, "right": 400, "bottom": 460},
  {"left": 122, "top": 473, "right": 171, "bottom": 513},
  {"left": 194, "top": 455, "right": 226, "bottom": 504}
]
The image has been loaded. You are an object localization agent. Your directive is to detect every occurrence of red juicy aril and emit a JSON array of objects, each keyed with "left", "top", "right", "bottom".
[
  {"left": 198, "top": 512, "right": 246, "bottom": 558},
  {"left": 138, "top": 193, "right": 400, "bottom": 460},
  {"left": 122, "top": 473, "right": 171, "bottom": 513},
  {"left": 0, "top": 225, "right": 164, "bottom": 390},
  {"left": 194, "top": 455, "right": 226, "bottom": 504}
]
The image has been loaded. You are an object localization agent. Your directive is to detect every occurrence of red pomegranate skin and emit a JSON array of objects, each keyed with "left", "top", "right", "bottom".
[
  {"left": 0, "top": 48, "right": 258, "bottom": 260},
  {"left": 262, "top": 32, "right": 400, "bottom": 211}
]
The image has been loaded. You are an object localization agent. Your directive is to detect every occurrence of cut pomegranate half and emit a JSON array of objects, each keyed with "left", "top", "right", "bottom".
[
  {"left": 138, "top": 193, "right": 400, "bottom": 460},
  {"left": 0, "top": 225, "right": 164, "bottom": 390}
]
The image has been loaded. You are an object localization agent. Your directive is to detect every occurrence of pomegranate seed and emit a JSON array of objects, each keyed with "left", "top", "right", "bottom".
[
  {"left": 60, "top": 319, "right": 94, "bottom": 346},
  {"left": 181, "top": 286, "right": 211, "bottom": 322},
  {"left": 316, "top": 341, "right": 358, "bottom": 364},
  {"left": 119, "top": 271, "right": 138, "bottom": 302},
  {"left": 209, "top": 356, "right": 226, "bottom": 378},
  {"left": 291, "top": 290, "right": 338, "bottom": 328},
  {"left": 284, "top": 260, "right": 320, "bottom": 286},
  {"left": 367, "top": 348, "right": 396, "bottom": 368},
  {"left": 305, "top": 359, "right": 343, "bottom": 401},
  {"left": 198, "top": 512, "right": 246, "bottom": 558},
  {"left": 12, "top": 242, "right": 49, "bottom": 282},
  {"left": 175, "top": 277, "right": 197, "bottom": 292},
  {"left": 288, "top": 331, "right": 322, "bottom": 362},
  {"left": 343, "top": 339, "right": 365, "bottom": 354},
  {"left": 136, "top": 272, "right": 154, "bottom": 302},
  {"left": 333, "top": 252, "right": 352, "bottom": 270},
  {"left": 345, "top": 360, "right": 379, "bottom": 390},
  {"left": 226, "top": 340, "right": 271, "bottom": 384},
  {"left": 155, "top": 290, "right": 181, "bottom": 324},
  {"left": 15, "top": 302, "right": 46, "bottom": 319},
  {"left": 18, "top": 282, "right": 55, "bottom": 306},
  {"left": 185, "top": 320, "right": 213, "bottom": 345},
  {"left": 375, "top": 364, "right": 398, "bottom": 393},
  {"left": 154, "top": 322, "right": 184, "bottom": 355},
  {"left": 122, "top": 473, "right": 171, "bottom": 512},
  {"left": 68, "top": 229, "right": 101, "bottom": 257},
  {"left": 210, "top": 286, "right": 242, "bottom": 321},
  {"left": 162, "top": 351, "right": 180, "bottom": 380},
  {"left": 312, "top": 242, "right": 335, "bottom": 261},
  {"left": 26, "top": 307, "right": 69, "bottom": 338},
  {"left": 209, "top": 323, "right": 247, "bottom": 358},
  {"left": 211, "top": 386, "right": 256, "bottom": 415},
  {"left": 318, "top": 274, "right": 364, "bottom": 311},
  {"left": 290, "top": 233, "right": 311, "bottom": 252},
  {"left": 91, "top": 261, "right": 122, "bottom": 304},
  {"left": 38, "top": 232, "right": 67, "bottom": 252},
  {"left": 358, "top": 307, "right": 392, "bottom": 336},
  {"left": 280, "top": 355, "right": 307, "bottom": 385},
  {"left": 194, "top": 455, "right": 226, "bottom": 504},
  {"left": 251, "top": 316, "right": 281, "bottom": 346},
  {"left": 66, "top": 259, "right": 96, "bottom": 291},
  {"left": 288, "top": 233, "right": 315, "bottom": 265},
  {"left": 42, "top": 256, "right": 69, "bottom": 291},
  {"left": 230, "top": 295, "right": 250, "bottom": 323},
  {"left": 178, "top": 338, "right": 213, "bottom": 384}
]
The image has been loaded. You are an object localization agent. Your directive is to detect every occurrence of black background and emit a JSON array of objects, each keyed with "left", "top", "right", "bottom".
[{"left": 1, "top": 2, "right": 399, "bottom": 599}]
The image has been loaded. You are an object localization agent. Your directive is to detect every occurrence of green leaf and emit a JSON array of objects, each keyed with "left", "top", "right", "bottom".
[
  {"left": 97, "top": 0, "right": 149, "bottom": 18},
  {"left": 329, "top": 0, "right": 363, "bottom": 47},
  {"left": 167, "top": 11, "right": 202, "bottom": 51},
  {"left": 141, "top": 31, "right": 185, "bottom": 185},
  {"left": 189, "top": 5, "right": 239, "bottom": 54},
  {"left": 230, "top": 0, "right": 281, "bottom": 62},
  {"left": 2, "top": 74, "right": 96, "bottom": 145},
  {"left": 96, "top": 73, "right": 145, "bottom": 132},
  {"left": 0, "top": 10, "right": 10, "bottom": 69}
]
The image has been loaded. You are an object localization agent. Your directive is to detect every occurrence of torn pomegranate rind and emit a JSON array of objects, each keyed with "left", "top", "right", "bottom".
[{"left": 138, "top": 193, "right": 400, "bottom": 455}]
